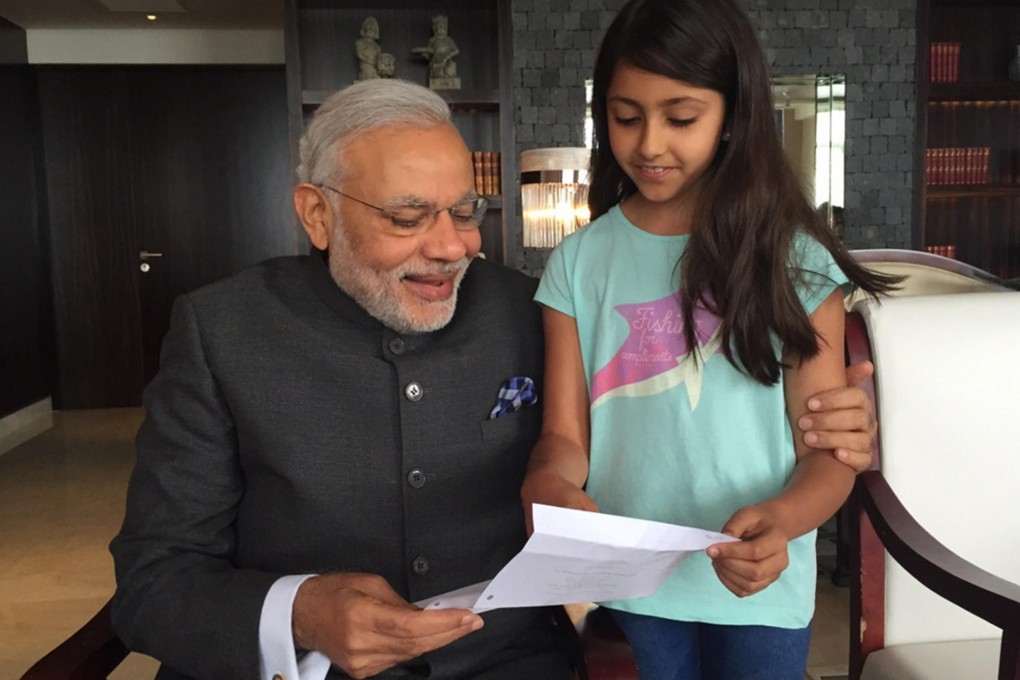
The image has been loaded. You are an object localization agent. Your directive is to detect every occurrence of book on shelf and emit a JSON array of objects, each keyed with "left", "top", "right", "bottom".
[
  {"left": 472, "top": 151, "right": 501, "bottom": 196},
  {"left": 926, "top": 244, "right": 957, "bottom": 260},
  {"left": 929, "top": 42, "right": 961, "bottom": 84},
  {"left": 472, "top": 151, "right": 484, "bottom": 196},
  {"left": 1003, "top": 149, "right": 1020, "bottom": 186},
  {"left": 924, "top": 146, "right": 990, "bottom": 185}
]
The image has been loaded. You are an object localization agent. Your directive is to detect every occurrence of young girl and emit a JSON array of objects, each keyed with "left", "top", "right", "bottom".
[{"left": 521, "top": 0, "right": 897, "bottom": 678}]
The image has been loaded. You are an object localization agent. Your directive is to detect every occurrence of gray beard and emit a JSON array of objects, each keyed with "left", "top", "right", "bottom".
[{"left": 326, "top": 228, "right": 470, "bottom": 334}]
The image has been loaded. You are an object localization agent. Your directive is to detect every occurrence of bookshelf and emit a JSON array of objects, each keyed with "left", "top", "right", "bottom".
[
  {"left": 284, "top": 0, "right": 517, "bottom": 265},
  {"left": 916, "top": 0, "right": 1020, "bottom": 278}
]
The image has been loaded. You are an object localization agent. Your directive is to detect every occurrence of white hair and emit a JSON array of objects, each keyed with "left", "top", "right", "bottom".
[{"left": 295, "top": 79, "right": 452, "bottom": 185}]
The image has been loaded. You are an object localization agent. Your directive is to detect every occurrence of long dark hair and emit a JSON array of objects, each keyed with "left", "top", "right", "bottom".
[{"left": 589, "top": 0, "right": 898, "bottom": 385}]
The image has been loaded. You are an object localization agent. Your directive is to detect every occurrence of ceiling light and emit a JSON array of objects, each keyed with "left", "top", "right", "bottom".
[{"left": 96, "top": 0, "right": 184, "bottom": 11}]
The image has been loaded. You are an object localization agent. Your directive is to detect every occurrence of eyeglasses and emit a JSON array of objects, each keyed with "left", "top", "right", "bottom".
[{"left": 320, "top": 185, "right": 488, "bottom": 233}]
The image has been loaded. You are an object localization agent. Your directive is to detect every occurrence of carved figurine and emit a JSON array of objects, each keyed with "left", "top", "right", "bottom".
[
  {"left": 355, "top": 17, "right": 382, "bottom": 81},
  {"left": 411, "top": 15, "right": 461, "bottom": 90},
  {"left": 377, "top": 52, "right": 396, "bottom": 78}
]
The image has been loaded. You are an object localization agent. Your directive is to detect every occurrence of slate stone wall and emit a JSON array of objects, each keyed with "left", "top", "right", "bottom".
[{"left": 511, "top": 0, "right": 917, "bottom": 274}]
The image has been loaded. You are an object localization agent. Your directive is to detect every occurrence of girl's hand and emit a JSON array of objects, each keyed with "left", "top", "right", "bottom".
[
  {"left": 520, "top": 470, "right": 599, "bottom": 535},
  {"left": 707, "top": 504, "right": 790, "bottom": 597}
]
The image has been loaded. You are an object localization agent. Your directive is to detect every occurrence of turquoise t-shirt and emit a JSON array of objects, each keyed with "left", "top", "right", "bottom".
[{"left": 534, "top": 204, "right": 850, "bottom": 628}]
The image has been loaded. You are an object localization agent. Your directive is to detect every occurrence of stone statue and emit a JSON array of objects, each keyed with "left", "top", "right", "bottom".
[
  {"left": 411, "top": 15, "right": 461, "bottom": 90},
  {"left": 377, "top": 52, "right": 396, "bottom": 78},
  {"left": 355, "top": 17, "right": 382, "bottom": 81}
]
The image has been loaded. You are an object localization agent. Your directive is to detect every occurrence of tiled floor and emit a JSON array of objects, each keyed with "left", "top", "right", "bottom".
[
  {"left": 0, "top": 408, "right": 851, "bottom": 679},
  {"left": 0, "top": 408, "right": 158, "bottom": 680}
]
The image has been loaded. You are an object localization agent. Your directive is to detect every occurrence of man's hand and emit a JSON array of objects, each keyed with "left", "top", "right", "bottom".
[
  {"left": 797, "top": 361, "right": 877, "bottom": 472},
  {"left": 292, "top": 573, "right": 483, "bottom": 679}
]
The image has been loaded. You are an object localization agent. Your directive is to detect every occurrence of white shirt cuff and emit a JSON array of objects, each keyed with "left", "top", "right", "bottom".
[{"left": 259, "top": 574, "right": 332, "bottom": 680}]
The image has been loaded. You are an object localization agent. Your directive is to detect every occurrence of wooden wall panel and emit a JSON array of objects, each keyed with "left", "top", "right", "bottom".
[
  {"left": 40, "top": 66, "right": 295, "bottom": 408},
  {"left": 0, "top": 19, "right": 52, "bottom": 419}
]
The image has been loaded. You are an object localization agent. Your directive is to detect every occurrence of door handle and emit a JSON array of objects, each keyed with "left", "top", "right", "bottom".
[{"left": 139, "top": 250, "right": 163, "bottom": 260}]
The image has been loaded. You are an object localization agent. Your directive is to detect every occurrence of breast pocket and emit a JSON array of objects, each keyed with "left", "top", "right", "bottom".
[
  {"left": 479, "top": 405, "right": 542, "bottom": 451},
  {"left": 474, "top": 406, "right": 542, "bottom": 488}
]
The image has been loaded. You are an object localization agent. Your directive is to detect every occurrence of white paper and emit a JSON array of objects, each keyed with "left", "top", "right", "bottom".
[{"left": 415, "top": 504, "right": 738, "bottom": 612}]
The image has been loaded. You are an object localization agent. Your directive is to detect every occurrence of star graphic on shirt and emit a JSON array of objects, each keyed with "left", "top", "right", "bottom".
[{"left": 590, "top": 292, "right": 723, "bottom": 410}]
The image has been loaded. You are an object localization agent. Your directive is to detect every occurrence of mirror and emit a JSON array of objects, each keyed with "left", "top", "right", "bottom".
[{"left": 772, "top": 74, "right": 847, "bottom": 237}]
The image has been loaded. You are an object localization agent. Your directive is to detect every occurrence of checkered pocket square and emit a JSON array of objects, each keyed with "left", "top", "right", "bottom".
[{"left": 489, "top": 376, "right": 538, "bottom": 419}]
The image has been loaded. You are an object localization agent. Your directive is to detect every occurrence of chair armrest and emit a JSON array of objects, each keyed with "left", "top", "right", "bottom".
[
  {"left": 858, "top": 470, "right": 1020, "bottom": 629},
  {"left": 18, "top": 598, "right": 129, "bottom": 680},
  {"left": 575, "top": 606, "right": 639, "bottom": 680}
]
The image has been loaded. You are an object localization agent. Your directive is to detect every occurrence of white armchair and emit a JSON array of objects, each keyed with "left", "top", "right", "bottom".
[{"left": 846, "top": 291, "right": 1020, "bottom": 680}]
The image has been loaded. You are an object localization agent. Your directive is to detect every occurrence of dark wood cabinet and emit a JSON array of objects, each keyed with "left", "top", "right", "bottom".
[
  {"left": 916, "top": 0, "right": 1020, "bottom": 278},
  {"left": 284, "top": 0, "right": 517, "bottom": 265}
]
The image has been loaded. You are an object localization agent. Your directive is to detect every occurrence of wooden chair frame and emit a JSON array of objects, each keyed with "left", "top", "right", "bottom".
[
  {"left": 574, "top": 606, "right": 639, "bottom": 680},
  {"left": 20, "top": 599, "right": 637, "bottom": 680},
  {"left": 18, "top": 599, "right": 128, "bottom": 680},
  {"left": 845, "top": 310, "right": 1020, "bottom": 680}
]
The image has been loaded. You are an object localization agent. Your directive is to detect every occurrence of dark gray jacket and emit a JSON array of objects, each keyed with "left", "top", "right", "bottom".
[{"left": 110, "top": 254, "right": 572, "bottom": 679}]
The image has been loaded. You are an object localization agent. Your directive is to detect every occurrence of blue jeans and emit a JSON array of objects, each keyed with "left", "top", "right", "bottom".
[{"left": 609, "top": 609, "right": 812, "bottom": 680}]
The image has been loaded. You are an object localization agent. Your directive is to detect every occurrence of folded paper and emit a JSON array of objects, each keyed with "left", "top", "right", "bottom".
[{"left": 415, "top": 504, "right": 738, "bottom": 612}]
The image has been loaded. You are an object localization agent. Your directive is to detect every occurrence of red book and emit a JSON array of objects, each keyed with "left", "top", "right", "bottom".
[
  {"left": 472, "top": 151, "right": 484, "bottom": 195},
  {"left": 483, "top": 151, "right": 497, "bottom": 196},
  {"left": 489, "top": 152, "right": 497, "bottom": 195}
]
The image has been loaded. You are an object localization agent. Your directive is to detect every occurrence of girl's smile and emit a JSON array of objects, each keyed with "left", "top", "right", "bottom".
[{"left": 637, "top": 165, "right": 674, "bottom": 179}]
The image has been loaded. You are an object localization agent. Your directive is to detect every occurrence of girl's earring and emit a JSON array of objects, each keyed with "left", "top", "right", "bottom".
[{"left": 722, "top": 131, "right": 732, "bottom": 141}]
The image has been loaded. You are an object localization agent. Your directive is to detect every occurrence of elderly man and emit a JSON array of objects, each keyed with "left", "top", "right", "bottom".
[{"left": 110, "top": 79, "right": 877, "bottom": 680}]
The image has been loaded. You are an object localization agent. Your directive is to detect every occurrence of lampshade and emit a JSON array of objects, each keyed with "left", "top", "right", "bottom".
[{"left": 520, "top": 147, "right": 591, "bottom": 248}]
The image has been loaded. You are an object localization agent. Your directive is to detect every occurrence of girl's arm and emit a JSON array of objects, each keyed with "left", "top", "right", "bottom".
[
  {"left": 520, "top": 306, "right": 598, "bottom": 534},
  {"left": 709, "top": 289, "right": 855, "bottom": 597}
]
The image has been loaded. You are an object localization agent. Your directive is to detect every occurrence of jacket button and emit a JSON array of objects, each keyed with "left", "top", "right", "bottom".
[
  {"left": 405, "top": 382, "right": 423, "bottom": 401},
  {"left": 389, "top": 338, "right": 405, "bottom": 355},
  {"left": 412, "top": 555, "right": 430, "bottom": 575},
  {"left": 407, "top": 468, "right": 426, "bottom": 488}
]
